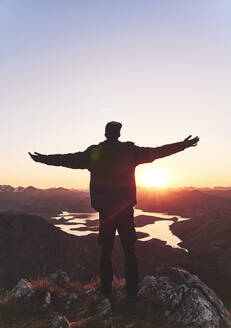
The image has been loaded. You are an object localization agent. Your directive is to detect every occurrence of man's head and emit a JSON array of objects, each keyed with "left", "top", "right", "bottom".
[{"left": 105, "top": 121, "right": 122, "bottom": 140}]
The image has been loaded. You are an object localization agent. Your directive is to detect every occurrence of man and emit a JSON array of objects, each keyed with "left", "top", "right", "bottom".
[{"left": 29, "top": 121, "right": 199, "bottom": 300}]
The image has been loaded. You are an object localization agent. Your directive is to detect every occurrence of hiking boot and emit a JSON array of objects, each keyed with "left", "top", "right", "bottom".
[
  {"left": 126, "top": 293, "right": 138, "bottom": 303},
  {"left": 101, "top": 286, "right": 113, "bottom": 300}
]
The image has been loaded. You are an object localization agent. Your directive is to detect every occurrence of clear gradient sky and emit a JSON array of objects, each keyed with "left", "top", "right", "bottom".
[{"left": 1, "top": 0, "right": 231, "bottom": 189}]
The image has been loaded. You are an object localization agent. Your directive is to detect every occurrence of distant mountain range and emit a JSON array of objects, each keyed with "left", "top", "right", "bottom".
[
  {"left": 0, "top": 185, "right": 25, "bottom": 192},
  {"left": 1, "top": 185, "right": 231, "bottom": 219},
  {"left": 1, "top": 184, "right": 231, "bottom": 193},
  {"left": 137, "top": 188, "right": 231, "bottom": 217},
  {"left": 0, "top": 184, "right": 83, "bottom": 193},
  {"left": 0, "top": 185, "right": 93, "bottom": 217}
]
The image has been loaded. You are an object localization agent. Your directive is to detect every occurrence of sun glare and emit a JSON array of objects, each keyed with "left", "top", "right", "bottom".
[{"left": 139, "top": 169, "right": 168, "bottom": 188}]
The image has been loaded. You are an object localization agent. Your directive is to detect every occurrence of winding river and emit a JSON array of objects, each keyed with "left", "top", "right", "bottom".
[{"left": 52, "top": 209, "right": 189, "bottom": 249}]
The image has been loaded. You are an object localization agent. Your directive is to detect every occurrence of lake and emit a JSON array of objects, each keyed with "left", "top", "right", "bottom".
[{"left": 52, "top": 209, "right": 189, "bottom": 249}]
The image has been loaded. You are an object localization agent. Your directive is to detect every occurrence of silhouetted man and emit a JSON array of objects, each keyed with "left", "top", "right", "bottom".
[{"left": 29, "top": 121, "right": 199, "bottom": 300}]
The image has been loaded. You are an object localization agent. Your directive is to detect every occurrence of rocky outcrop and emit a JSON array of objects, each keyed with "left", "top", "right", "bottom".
[
  {"left": 139, "top": 267, "right": 231, "bottom": 328},
  {"left": 49, "top": 269, "right": 70, "bottom": 287},
  {"left": 50, "top": 315, "right": 71, "bottom": 328},
  {"left": 85, "top": 287, "right": 96, "bottom": 296},
  {"left": 97, "top": 298, "right": 112, "bottom": 317},
  {"left": 2, "top": 268, "right": 231, "bottom": 328},
  {"left": 9, "top": 279, "right": 35, "bottom": 301}
]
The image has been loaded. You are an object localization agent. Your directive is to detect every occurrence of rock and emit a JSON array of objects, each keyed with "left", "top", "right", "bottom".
[
  {"left": 85, "top": 287, "right": 96, "bottom": 296},
  {"left": 77, "top": 287, "right": 85, "bottom": 295},
  {"left": 144, "top": 267, "right": 231, "bottom": 328},
  {"left": 172, "top": 216, "right": 178, "bottom": 222},
  {"left": 102, "top": 318, "right": 113, "bottom": 327},
  {"left": 66, "top": 292, "right": 78, "bottom": 303},
  {"left": 50, "top": 314, "right": 71, "bottom": 328},
  {"left": 45, "top": 291, "right": 51, "bottom": 304},
  {"left": 65, "top": 304, "right": 71, "bottom": 310},
  {"left": 138, "top": 275, "right": 156, "bottom": 298},
  {"left": 64, "top": 292, "right": 78, "bottom": 310},
  {"left": 49, "top": 270, "right": 70, "bottom": 287},
  {"left": 9, "top": 279, "right": 35, "bottom": 301},
  {"left": 97, "top": 298, "right": 112, "bottom": 317},
  {"left": 76, "top": 309, "right": 86, "bottom": 318}
]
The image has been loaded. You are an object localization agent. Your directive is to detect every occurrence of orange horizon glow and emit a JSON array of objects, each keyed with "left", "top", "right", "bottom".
[
  {"left": 2, "top": 161, "right": 231, "bottom": 191},
  {"left": 2, "top": 162, "right": 231, "bottom": 190}
]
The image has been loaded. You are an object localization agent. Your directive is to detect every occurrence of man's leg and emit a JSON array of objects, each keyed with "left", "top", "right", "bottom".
[
  {"left": 99, "top": 239, "right": 114, "bottom": 297},
  {"left": 98, "top": 209, "right": 116, "bottom": 297},
  {"left": 117, "top": 207, "right": 139, "bottom": 298},
  {"left": 121, "top": 240, "right": 139, "bottom": 298}
]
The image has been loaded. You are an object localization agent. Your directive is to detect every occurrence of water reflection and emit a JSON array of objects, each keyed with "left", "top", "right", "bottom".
[{"left": 52, "top": 209, "right": 189, "bottom": 249}]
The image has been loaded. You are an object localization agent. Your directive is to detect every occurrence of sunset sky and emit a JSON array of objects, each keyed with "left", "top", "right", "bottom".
[{"left": 1, "top": 1, "right": 231, "bottom": 189}]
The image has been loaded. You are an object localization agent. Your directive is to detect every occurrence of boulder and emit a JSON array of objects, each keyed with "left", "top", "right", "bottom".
[
  {"left": 139, "top": 267, "right": 231, "bottom": 328},
  {"left": 9, "top": 279, "right": 35, "bottom": 301},
  {"left": 97, "top": 298, "right": 112, "bottom": 317},
  {"left": 45, "top": 291, "right": 51, "bottom": 304},
  {"left": 85, "top": 287, "right": 96, "bottom": 296},
  {"left": 66, "top": 292, "right": 78, "bottom": 303},
  {"left": 49, "top": 270, "right": 70, "bottom": 287},
  {"left": 138, "top": 275, "right": 156, "bottom": 297},
  {"left": 50, "top": 314, "right": 71, "bottom": 328},
  {"left": 65, "top": 292, "right": 78, "bottom": 310}
]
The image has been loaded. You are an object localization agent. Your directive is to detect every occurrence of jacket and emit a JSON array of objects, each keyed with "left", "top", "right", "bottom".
[{"left": 38, "top": 140, "right": 187, "bottom": 211}]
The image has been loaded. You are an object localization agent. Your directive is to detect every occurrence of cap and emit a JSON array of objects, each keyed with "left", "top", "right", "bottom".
[{"left": 105, "top": 121, "right": 122, "bottom": 138}]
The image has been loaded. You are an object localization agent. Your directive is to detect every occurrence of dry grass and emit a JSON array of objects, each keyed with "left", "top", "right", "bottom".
[
  {"left": 69, "top": 280, "right": 82, "bottom": 291},
  {"left": 82, "top": 277, "right": 100, "bottom": 291},
  {"left": 30, "top": 277, "right": 50, "bottom": 292}
]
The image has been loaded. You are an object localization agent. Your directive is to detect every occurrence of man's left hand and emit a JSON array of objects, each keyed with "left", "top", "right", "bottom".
[{"left": 183, "top": 135, "right": 199, "bottom": 148}]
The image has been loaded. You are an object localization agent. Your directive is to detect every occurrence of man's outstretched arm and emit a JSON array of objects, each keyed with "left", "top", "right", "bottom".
[
  {"left": 28, "top": 151, "right": 89, "bottom": 169},
  {"left": 134, "top": 135, "right": 199, "bottom": 165}
]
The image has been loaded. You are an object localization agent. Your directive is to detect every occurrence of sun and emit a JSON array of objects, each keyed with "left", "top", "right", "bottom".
[{"left": 138, "top": 168, "right": 168, "bottom": 188}]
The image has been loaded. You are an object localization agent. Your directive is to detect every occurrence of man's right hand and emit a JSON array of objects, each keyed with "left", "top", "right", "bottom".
[{"left": 28, "top": 152, "right": 47, "bottom": 163}]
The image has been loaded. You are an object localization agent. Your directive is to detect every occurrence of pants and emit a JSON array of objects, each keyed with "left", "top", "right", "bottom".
[{"left": 98, "top": 205, "right": 139, "bottom": 296}]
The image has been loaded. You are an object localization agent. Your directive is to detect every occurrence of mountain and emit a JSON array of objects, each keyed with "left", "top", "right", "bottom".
[
  {"left": 202, "top": 189, "right": 231, "bottom": 199},
  {"left": 0, "top": 212, "right": 98, "bottom": 288},
  {"left": 2, "top": 184, "right": 231, "bottom": 219},
  {"left": 170, "top": 207, "right": 231, "bottom": 292},
  {"left": 137, "top": 188, "right": 231, "bottom": 217},
  {"left": 0, "top": 185, "right": 93, "bottom": 217},
  {"left": 0, "top": 185, "right": 14, "bottom": 192}
]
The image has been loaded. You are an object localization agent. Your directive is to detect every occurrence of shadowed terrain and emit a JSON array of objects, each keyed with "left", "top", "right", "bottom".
[
  {"left": 1, "top": 185, "right": 231, "bottom": 304},
  {"left": 0, "top": 212, "right": 188, "bottom": 290}
]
